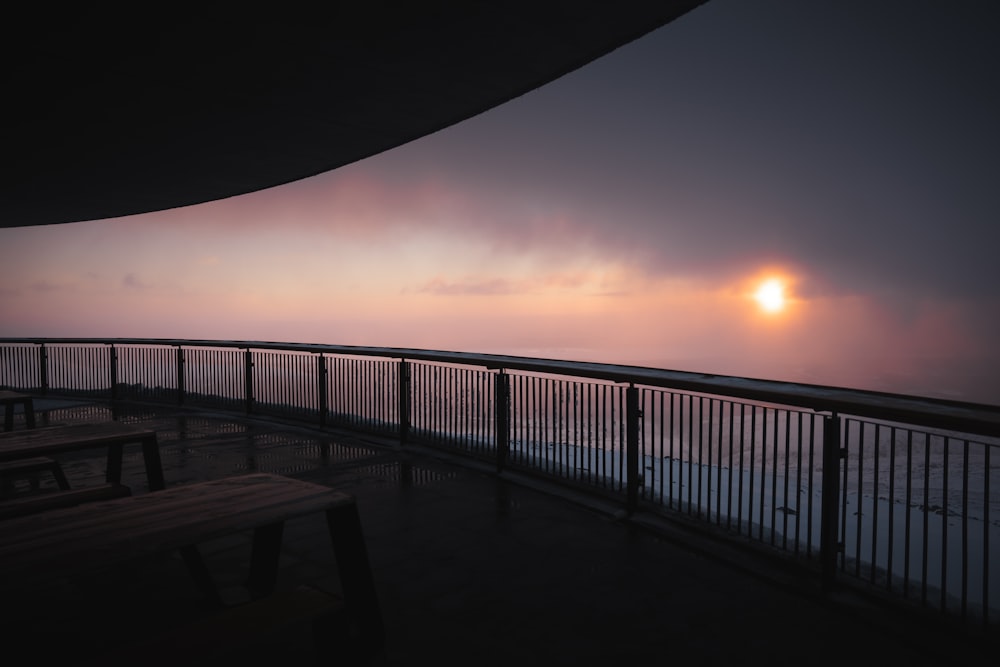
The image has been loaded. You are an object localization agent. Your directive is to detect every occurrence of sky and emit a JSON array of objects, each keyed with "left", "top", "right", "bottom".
[{"left": 2, "top": 0, "right": 999, "bottom": 405}]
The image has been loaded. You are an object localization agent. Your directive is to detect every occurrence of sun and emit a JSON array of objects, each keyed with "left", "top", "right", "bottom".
[{"left": 754, "top": 278, "right": 786, "bottom": 313}]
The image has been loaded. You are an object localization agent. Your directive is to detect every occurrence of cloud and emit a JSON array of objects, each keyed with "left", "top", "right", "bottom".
[
  {"left": 416, "top": 277, "right": 515, "bottom": 296},
  {"left": 180, "top": 134, "right": 993, "bottom": 316},
  {"left": 411, "top": 268, "right": 635, "bottom": 300},
  {"left": 122, "top": 273, "right": 150, "bottom": 289},
  {"left": 29, "top": 0, "right": 996, "bottom": 314},
  {"left": 30, "top": 280, "right": 62, "bottom": 292}
]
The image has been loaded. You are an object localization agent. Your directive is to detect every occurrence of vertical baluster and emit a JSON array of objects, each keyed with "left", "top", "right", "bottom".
[
  {"left": 982, "top": 445, "right": 991, "bottom": 628},
  {"left": 668, "top": 392, "right": 677, "bottom": 510},
  {"left": 685, "top": 394, "right": 693, "bottom": 515},
  {"left": 626, "top": 385, "right": 639, "bottom": 515},
  {"left": 793, "top": 412, "right": 803, "bottom": 554},
  {"left": 583, "top": 383, "right": 597, "bottom": 484},
  {"left": 920, "top": 432, "right": 931, "bottom": 606},
  {"left": 398, "top": 359, "right": 410, "bottom": 444},
  {"left": 748, "top": 406, "right": 757, "bottom": 536},
  {"left": 886, "top": 426, "right": 898, "bottom": 590},
  {"left": 901, "top": 430, "right": 913, "bottom": 599},
  {"left": 703, "top": 397, "right": 711, "bottom": 520},
  {"left": 366, "top": 358, "right": 373, "bottom": 426},
  {"left": 760, "top": 406, "right": 769, "bottom": 542},
  {"left": 538, "top": 376, "right": 544, "bottom": 471},
  {"left": 869, "top": 424, "right": 881, "bottom": 584},
  {"left": 820, "top": 412, "right": 842, "bottom": 592},
  {"left": 855, "top": 421, "right": 865, "bottom": 578},
  {"left": 940, "top": 436, "right": 950, "bottom": 613},
  {"left": 714, "top": 399, "right": 722, "bottom": 524},
  {"left": 726, "top": 401, "right": 735, "bottom": 530},
  {"left": 961, "top": 438, "right": 970, "bottom": 621},
  {"left": 781, "top": 410, "right": 790, "bottom": 549},
  {"left": 735, "top": 403, "right": 746, "bottom": 534}
]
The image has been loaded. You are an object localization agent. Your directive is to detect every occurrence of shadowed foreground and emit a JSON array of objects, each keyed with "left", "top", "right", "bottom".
[{"left": 1, "top": 399, "right": 994, "bottom": 665}]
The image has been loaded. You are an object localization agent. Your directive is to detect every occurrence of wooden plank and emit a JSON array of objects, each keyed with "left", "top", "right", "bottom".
[
  {"left": 0, "top": 422, "right": 158, "bottom": 460},
  {"left": 0, "top": 421, "right": 163, "bottom": 490},
  {"left": 0, "top": 390, "right": 35, "bottom": 430},
  {"left": 0, "top": 390, "right": 29, "bottom": 399},
  {"left": 0, "top": 474, "right": 356, "bottom": 586},
  {"left": 0, "top": 456, "right": 70, "bottom": 490},
  {"left": 2, "top": 475, "right": 351, "bottom": 549},
  {"left": 0, "top": 456, "right": 64, "bottom": 476},
  {"left": 0, "top": 480, "right": 306, "bottom": 549},
  {"left": 0, "top": 483, "right": 131, "bottom": 520},
  {"left": 1, "top": 472, "right": 383, "bottom": 658}
]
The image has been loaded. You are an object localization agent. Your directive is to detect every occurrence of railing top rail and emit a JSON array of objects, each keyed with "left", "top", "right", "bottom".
[{"left": 3, "top": 337, "right": 999, "bottom": 438}]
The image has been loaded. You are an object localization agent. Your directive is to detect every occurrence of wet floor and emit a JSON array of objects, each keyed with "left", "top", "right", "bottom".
[{"left": 1, "top": 398, "right": 995, "bottom": 665}]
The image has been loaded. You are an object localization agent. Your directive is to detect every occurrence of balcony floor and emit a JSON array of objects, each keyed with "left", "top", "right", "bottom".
[{"left": 2, "top": 398, "right": 994, "bottom": 665}]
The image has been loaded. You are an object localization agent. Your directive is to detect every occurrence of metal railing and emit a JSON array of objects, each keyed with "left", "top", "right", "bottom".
[{"left": 2, "top": 337, "right": 998, "bottom": 630}]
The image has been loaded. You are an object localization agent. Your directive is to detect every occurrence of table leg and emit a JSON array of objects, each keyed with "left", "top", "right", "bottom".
[
  {"left": 245, "top": 521, "right": 285, "bottom": 598},
  {"left": 325, "top": 503, "right": 384, "bottom": 648},
  {"left": 106, "top": 443, "right": 124, "bottom": 484},
  {"left": 22, "top": 398, "right": 35, "bottom": 428},
  {"left": 179, "top": 545, "right": 224, "bottom": 607},
  {"left": 141, "top": 436, "right": 165, "bottom": 491},
  {"left": 51, "top": 463, "right": 71, "bottom": 490},
  {"left": 1, "top": 399, "right": 35, "bottom": 430}
]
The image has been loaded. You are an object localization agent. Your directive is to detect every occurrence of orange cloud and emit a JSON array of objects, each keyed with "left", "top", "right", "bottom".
[{"left": 416, "top": 277, "right": 516, "bottom": 296}]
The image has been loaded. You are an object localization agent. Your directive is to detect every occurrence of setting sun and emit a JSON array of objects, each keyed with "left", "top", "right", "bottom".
[{"left": 754, "top": 278, "right": 786, "bottom": 313}]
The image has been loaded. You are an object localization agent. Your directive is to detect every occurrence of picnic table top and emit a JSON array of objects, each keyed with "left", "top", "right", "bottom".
[
  {"left": 0, "top": 421, "right": 157, "bottom": 452},
  {"left": 0, "top": 390, "right": 32, "bottom": 400},
  {"left": 0, "top": 473, "right": 355, "bottom": 584}
]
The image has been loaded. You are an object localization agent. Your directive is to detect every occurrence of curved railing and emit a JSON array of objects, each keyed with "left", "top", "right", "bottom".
[{"left": 2, "top": 337, "right": 998, "bottom": 630}]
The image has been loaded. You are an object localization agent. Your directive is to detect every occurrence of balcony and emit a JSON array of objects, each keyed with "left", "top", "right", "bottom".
[{"left": 1, "top": 338, "right": 998, "bottom": 662}]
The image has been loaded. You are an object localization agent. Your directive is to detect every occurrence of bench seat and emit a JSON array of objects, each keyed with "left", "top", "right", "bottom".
[
  {"left": 0, "top": 482, "right": 131, "bottom": 520},
  {"left": 0, "top": 473, "right": 384, "bottom": 653},
  {"left": 0, "top": 390, "right": 36, "bottom": 430},
  {"left": 0, "top": 456, "right": 70, "bottom": 492},
  {"left": 0, "top": 421, "right": 164, "bottom": 491}
]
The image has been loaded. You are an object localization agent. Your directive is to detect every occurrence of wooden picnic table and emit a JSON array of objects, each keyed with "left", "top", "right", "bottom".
[
  {"left": 0, "top": 473, "right": 384, "bottom": 654},
  {"left": 0, "top": 390, "right": 36, "bottom": 431},
  {"left": 0, "top": 421, "right": 164, "bottom": 491}
]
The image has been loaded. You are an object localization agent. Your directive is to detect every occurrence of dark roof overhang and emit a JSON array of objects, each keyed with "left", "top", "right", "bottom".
[{"left": 2, "top": 2, "right": 706, "bottom": 228}]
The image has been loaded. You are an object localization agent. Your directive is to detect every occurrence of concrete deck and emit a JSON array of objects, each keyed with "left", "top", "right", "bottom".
[{"left": 1, "top": 398, "right": 994, "bottom": 665}]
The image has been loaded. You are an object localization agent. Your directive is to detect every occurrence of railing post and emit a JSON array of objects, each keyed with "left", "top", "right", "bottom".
[
  {"left": 38, "top": 343, "right": 49, "bottom": 396},
  {"left": 820, "top": 412, "right": 844, "bottom": 593},
  {"left": 244, "top": 349, "right": 254, "bottom": 415},
  {"left": 626, "top": 384, "right": 640, "bottom": 515},
  {"left": 317, "top": 354, "right": 329, "bottom": 428},
  {"left": 398, "top": 359, "right": 410, "bottom": 445},
  {"left": 175, "top": 346, "right": 186, "bottom": 406},
  {"left": 109, "top": 344, "right": 119, "bottom": 401},
  {"left": 494, "top": 370, "right": 510, "bottom": 473}
]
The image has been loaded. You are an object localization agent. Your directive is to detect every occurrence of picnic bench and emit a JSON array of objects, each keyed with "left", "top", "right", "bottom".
[
  {"left": 0, "top": 390, "right": 36, "bottom": 430},
  {"left": 0, "top": 421, "right": 163, "bottom": 518},
  {"left": 0, "top": 392, "right": 67, "bottom": 495},
  {"left": 0, "top": 455, "right": 70, "bottom": 490},
  {"left": 0, "top": 473, "right": 384, "bottom": 661}
]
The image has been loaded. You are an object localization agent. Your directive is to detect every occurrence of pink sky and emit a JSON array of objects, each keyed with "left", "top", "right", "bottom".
[
  {"left": 2, "top": 1, "right": 998, "bottom": 405},
  {"left": 1, "top": 166, "right": 990, "bottom": 403}
]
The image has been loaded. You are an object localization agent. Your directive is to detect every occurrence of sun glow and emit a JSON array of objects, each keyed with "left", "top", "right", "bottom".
[{"left": 754, "top": 278, "right": 786, "bottom": 313}]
